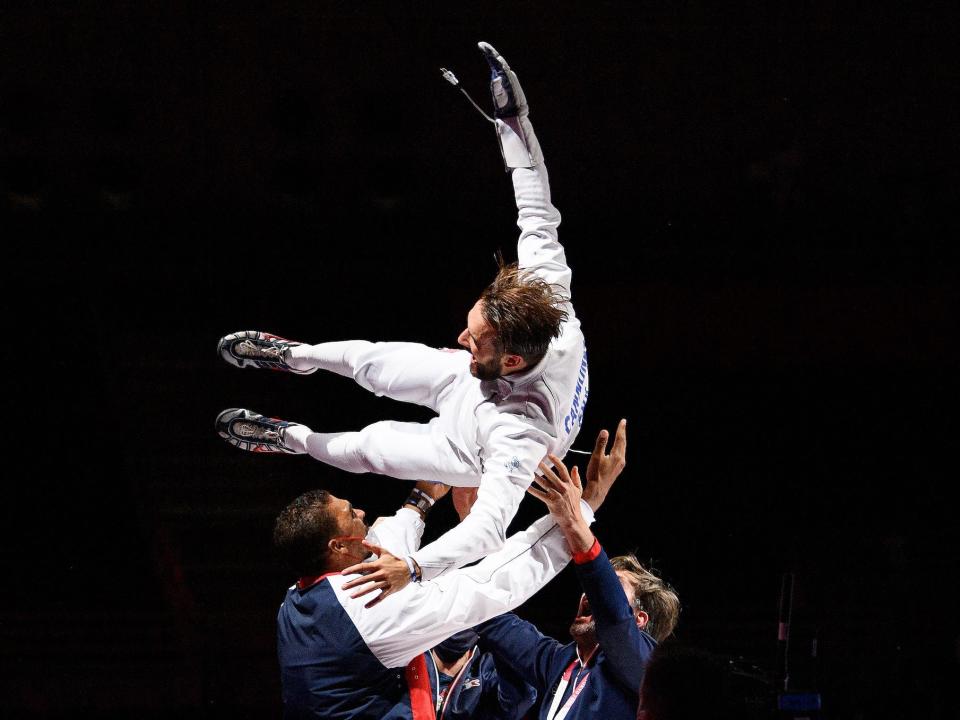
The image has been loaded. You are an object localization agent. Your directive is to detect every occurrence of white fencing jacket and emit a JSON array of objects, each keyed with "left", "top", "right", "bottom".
[{"left": 409, "top": 163, "right": 589, "bottom": 580}]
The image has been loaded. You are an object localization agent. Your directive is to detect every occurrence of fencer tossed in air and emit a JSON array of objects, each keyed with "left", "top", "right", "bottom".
[{"left": 215, "top": 42, "right": 589, "bottom": 601}]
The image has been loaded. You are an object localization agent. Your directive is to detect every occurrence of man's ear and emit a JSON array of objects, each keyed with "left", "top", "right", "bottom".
[
  {"left": 502, "top": 353, "right": 526, "bottom": 370},
  {"left": 636, "top": 609, "right": 649, "bottom": 630},
  {"left": 328, "top": 537, "right": 347, "bottom": 556},
  {"left": 328, "top": 536, "right": 366, "bottom": 562}
]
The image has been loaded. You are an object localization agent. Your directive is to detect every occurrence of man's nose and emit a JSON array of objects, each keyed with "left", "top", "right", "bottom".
[{"left": 457, "top": 329, "right": 470, "bottom": 349}]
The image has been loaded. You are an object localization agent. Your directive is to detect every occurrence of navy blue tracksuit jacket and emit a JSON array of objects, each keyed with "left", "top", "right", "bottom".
[{"left": 478, "top": 546, "right": 657, "bottom": 719}]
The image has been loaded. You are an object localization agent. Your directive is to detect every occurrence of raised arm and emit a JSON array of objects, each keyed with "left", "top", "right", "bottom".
[
  {"left": 535, "top": 419, "right": 652, "bottom": 693},
  {"left": 575, "top": 546, "right": 657, "bottom": 694},
  {"left": 480, "top": 42, "right": 573, "bottom": 306},
  {"left": 477, "top": 424, "right": 629, "bottom": 678}
]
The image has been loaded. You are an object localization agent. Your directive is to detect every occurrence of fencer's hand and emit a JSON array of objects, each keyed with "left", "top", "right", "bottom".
[
  {"left": 582, "top": 419, "right": 627, "bottom": 511},
  {"left": 341, "top": 541, "right": 412, "bottom": 608},
  {"left": 478, "top": 42, "right": 528, "bottom": 118},
  {"left": 527, "top": 454, "right": 594, "bottom": 554},
  {"left": 451, "top": 487, "right": 479, "bottom": 521}
]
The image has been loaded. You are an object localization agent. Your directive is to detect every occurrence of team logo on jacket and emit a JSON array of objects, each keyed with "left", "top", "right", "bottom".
[{"left": 462, "top": 679, "right": 481, "bottom": 690}]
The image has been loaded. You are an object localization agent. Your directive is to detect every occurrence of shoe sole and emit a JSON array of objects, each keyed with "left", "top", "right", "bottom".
[
  {"left": 216, "top": 408, "right": 297, "bottom": 454},
  {"left": 217, "top": 330, "right": 316, "bottom": 374}
]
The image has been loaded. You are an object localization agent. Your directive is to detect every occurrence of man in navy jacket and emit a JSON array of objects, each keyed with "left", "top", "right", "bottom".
[{"left": 477, "top": 422, "right": 680, "bottom": 720}]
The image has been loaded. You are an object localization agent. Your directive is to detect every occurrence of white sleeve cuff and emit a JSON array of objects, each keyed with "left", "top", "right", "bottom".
[{"left": 579, "top": 499, "right": 595, "bottom": 525}]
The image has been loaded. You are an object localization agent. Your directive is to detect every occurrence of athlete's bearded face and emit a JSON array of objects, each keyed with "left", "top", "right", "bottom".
[{"left": 458, "top": 301, "right": 504, "bottom": 381}]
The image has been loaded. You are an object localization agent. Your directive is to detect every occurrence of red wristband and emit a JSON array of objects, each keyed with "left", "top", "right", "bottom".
[{"left": 572, "top": 537, "right": 601, "bottom": 564}]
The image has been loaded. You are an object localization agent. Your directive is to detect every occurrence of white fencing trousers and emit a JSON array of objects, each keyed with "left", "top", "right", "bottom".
[{"left": 286, "top": 340, "right": 482, "bottom": 487}]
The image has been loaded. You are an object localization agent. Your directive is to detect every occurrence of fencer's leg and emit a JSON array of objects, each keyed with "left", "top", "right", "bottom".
[
  {"left": 286, "top": 341, "right": 467, "bottom": 411},
  {"left": 287, "top": 419, "right": 479, "bottom": 486}
]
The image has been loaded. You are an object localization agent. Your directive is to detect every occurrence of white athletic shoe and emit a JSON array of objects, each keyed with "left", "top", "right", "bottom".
[
  {"left": 216, "top": 408, "right": 302, "bottom": 454},
  {"left": 217, "top": 330, "right": 316, "bottom": 374}
]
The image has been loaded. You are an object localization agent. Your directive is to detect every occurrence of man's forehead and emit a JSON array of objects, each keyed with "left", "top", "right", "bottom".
[
  {"left": 467, "top": 301, "right": 483, "bottom": 323},
  {"left": 468, "top": 301, "right": 491, "bottom": 336}
]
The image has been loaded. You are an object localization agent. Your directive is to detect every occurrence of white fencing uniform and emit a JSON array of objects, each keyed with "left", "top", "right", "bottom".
[
  {"left": 336, "top": 501, "right": 593, "bottom": 668},
  {"left": 288, "top": 162, "right": 588, "bottom": 580}
]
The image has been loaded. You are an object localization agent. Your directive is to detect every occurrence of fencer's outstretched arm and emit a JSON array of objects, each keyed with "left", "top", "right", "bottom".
[
  {"left": 480, "top": 42, "right": 574, "bottom": 311},
  {"left": 513, "top": 165, "right": 572, "bottom": 309}
]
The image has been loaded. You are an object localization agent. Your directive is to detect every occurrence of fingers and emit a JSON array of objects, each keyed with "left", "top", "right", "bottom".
[
  {"left": 364, "top": 587, "right": 393, "bottom": 609},
  {"left": 341, "top": 558, "right": 379, "bottom": 587},
  {"left": 338, "top": 542, "right": 409, "bottom": 608},
  {"left": 547, "top": 454, "right": 571, "bottom": 482},
  {"left": 537, "top": 454, "right": 570, "bottom": 485},
  {"left": 533, "top": 458, "right": 583, "bottom": 506},
  {"left": 478, "top": 41, "right": 506, "bottom": 69},
  {"left": 537, "top": 462, "right": 562, "bottom": 489},
  {"left": 341, "top": 571, "right": 383, "bottom": 594},
  {"left": 361, "top": 540, "right": 384, "bottom": 558},
  {"left": 593, "top": 428, "right": 610, "bottom": 457},
  {"left": 611, "top": 419, "right": 627, "bottom": 461},
  {"left": 340, "top": 541, "right": 385, "bottom": 585},
  {"left": 351, "top": 582, "right": 385, "bottom": 600},
  {"left": 571, "top": 465, "right": 582, "bottom": 491},
  {"left": 342, "top": 573, "right": 391, "bottom": 606},
  {"left": 526, "top": 483, "right": 550, "bottom": 503},
  {"left": 538, "top": 454, "right": 579, "bottom": 491},
  {"left": 341, "top": 565, "right": 365, "bottom": 579}
]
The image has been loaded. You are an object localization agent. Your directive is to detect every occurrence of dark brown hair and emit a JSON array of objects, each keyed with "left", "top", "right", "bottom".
[
  {"left": 273, "top": 489, "right": 335, "bottom": 576},
  {"left": 479, "top": 261, "right": 568, "bottom": 364},
  {"left": 611, "top": 554, "right": 681, "bottom": 643}
]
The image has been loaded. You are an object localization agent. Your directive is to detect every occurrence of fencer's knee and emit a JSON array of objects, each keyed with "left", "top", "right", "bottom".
[
  {"left": 340, "top": 341, "right": 378, "bottom": 390},
  {"left": 349, "top": 421, "right": 394, "bottom": 474},
  {"left": 303, "top": 432, "right": 368, "bottom": 475}
]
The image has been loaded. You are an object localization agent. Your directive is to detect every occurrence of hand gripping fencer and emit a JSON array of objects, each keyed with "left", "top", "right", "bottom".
[{"left": 478, "top": 42, "right": 544, "bottom": 170}]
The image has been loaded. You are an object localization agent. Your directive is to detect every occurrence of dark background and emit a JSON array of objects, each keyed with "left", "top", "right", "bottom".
[{"left": 3, "top": 2, "right": 958, "bottom": 718}]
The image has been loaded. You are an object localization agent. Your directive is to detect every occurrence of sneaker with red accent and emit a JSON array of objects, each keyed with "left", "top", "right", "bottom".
[
  {"left": 217, "top": 330, "right": 316, "bottom": 374},
  {"left": 216, "top": 408, "right": 302, "bottom": 454}
]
